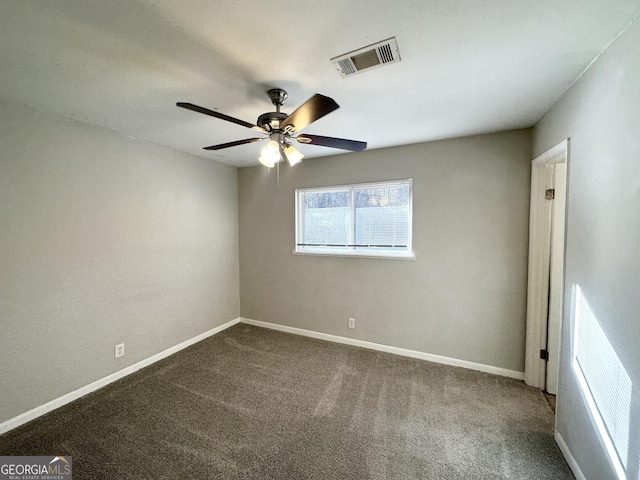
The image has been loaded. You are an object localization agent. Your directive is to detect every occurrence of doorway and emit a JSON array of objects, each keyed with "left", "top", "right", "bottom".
[{"left": 524, "top": 139, "right": 569, "bottom": 395}]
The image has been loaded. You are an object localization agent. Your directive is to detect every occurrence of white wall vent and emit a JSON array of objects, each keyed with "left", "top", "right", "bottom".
[{"left": 331, "top": 37, "right": 401, "bottom": 78}]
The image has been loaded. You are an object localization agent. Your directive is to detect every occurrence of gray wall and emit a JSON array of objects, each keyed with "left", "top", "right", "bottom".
[
  {"left": 0, "top": 102, "right": 240, "bottom": 424},
  {"left": 533, "top": 17, "right": 640, "bottom": 480},
  {"left": 239, "top": 130, "right": 532, "bottom": 372}
]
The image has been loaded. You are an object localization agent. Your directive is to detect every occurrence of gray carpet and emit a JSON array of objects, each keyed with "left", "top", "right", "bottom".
[{"left": 0, "top": 324, "right": 574, "bottom": 479}]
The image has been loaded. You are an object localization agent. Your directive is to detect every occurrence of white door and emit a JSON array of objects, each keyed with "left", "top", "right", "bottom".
[
  {"left": 545, "top": 163, "right": 566, "bottom": 394},
  {"left": 524, "top": 140, "right": 568, "bottom": 395}
]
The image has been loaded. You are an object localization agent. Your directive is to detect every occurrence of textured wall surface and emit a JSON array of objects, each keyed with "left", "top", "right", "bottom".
[
  {"left": 0, "top": 102, "right": 240, "bottom": 424},
  {"left": 239, "top": 130, "right": 532, "bottom": 372},
  {"left": 533, "top": 17, "right": 640, "bottom": 480}
]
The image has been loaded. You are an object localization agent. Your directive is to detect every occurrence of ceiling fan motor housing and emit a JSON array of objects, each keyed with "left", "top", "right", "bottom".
[{"left": 257, "top": 111, "right": 288, "bottom": 132}]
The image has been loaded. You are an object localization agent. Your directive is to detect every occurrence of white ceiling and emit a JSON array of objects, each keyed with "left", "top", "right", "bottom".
[{"left": 1, "top": 1, "right": 639, "bottom": 167}]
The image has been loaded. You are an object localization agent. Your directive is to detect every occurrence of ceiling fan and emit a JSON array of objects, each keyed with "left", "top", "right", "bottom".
[{"left": 177, "top": 88, "right": 367, "bottom": 167}]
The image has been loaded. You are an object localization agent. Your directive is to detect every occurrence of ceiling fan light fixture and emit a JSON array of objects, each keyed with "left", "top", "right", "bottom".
[
  {"left": 260, "top": 140, "right": 281, "bottom": 167},
  {"left": 284, "top": 144, "right": 304, "bottom": 166},
  {"left": 258, "top": 155, "right": 276, "bottom": 168}
]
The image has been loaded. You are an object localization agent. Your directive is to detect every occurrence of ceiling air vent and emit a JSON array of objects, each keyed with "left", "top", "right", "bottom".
[{"left": 331, "top": 37, "right": 401, "bottom": 78}]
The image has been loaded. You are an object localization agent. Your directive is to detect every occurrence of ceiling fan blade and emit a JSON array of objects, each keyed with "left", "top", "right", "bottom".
[
  {"left": 203, "top": 138, "right": 264, "bottom": 150},
  {"left": 296, "top": 134, "right": 367, "bottom": 152},
  {"left": 177, "top": 102, "right": 263, "bottom": 131},
  {"left": 280, "top": 94, "right": 339, "bottom": 133}
]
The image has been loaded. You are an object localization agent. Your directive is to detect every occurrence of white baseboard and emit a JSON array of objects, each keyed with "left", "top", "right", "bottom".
[
  {"left": 240, "top": 318, "right": 524, "bottom": 380},
  {"left": 555, "top": 431, "right": 587, "bottom": 480},
  {"left": 0, "top": 317, "right": 241, "bottom": 435}
]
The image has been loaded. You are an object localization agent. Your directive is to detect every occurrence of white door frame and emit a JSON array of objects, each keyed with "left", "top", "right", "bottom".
[{"left": 524, "top": 139, "right": 570, "bottom": 391}]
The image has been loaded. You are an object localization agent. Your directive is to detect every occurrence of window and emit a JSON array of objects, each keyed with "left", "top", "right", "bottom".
[
  {"left": 295, "top": 179, "right": 413, "bottom": 258},
  {"left": 572, "top": 285, "right": 631, "bottom": 480}
]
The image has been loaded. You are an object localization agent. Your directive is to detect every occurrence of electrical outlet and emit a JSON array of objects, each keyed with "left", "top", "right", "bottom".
[
  {"left": 348, "top": 318, "right": 356, "bottom": 329},
  {"left": 115, "top": 343, "right": 125, "bottom": 359}
]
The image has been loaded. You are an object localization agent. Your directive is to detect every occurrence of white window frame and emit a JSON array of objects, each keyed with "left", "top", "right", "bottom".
[{"left": 294, "top": 179, "right": 414, "bottom": 259}]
